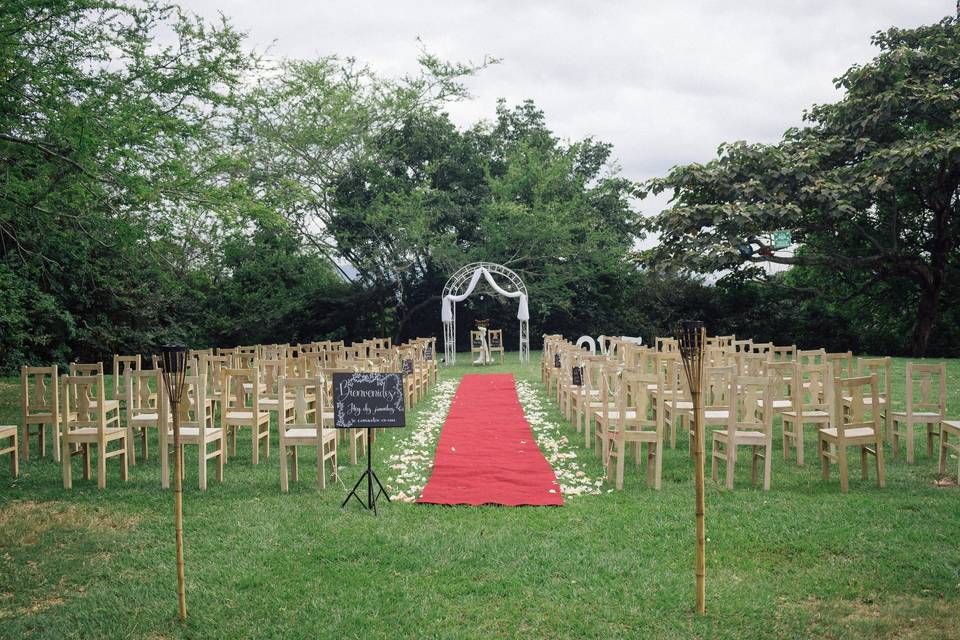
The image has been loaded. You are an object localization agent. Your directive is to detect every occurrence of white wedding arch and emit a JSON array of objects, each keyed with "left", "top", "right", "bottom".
[{"left": 441, "top": 262, "right": 529, "bottom": 365}]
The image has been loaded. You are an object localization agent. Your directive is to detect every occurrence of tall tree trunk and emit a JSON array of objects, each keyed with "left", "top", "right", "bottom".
[{"left": 910, "top": 278, "right": 942, "bottom": 357}]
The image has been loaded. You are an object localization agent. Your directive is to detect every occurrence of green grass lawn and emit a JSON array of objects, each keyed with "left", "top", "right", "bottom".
[{"left": 1, "top": 354, "right": 959, "bottom": 639}]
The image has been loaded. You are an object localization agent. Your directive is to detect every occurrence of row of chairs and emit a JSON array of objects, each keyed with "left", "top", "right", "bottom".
[
  {"left": 542, "top": 334, "right": 959, "bottom": 493},
  {"left": 4, "top": 337, "right": 438, "bottom": 493}
]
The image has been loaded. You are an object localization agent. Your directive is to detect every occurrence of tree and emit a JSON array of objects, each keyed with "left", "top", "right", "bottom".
[{"left": 642, "top": 17, "right": 960, "bottom": 356}]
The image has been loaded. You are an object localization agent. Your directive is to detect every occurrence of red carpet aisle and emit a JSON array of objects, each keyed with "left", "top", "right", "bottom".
[{"left": 417, "top": 374, "right": 564, "bottom": 506}]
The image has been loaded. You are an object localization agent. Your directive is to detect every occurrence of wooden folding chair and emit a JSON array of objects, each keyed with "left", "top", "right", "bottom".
[
  {"left": 818, "top": 374, "right": 885, "bottom": 492},
  {"left": 279, "top": 376, "right": 337, "bottom": 491},
  {"left": 891, "top": 362, "right": 946, "bottom": 463},
  {"left": 712, "top": 375, "right": 773, "bottom": 490},
  {"left": 61, "top": 373, "right": 128, "bottom": 489}
]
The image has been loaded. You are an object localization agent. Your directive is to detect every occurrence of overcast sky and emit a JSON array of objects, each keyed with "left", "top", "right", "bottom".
[{"left": 182, "top": 0, "right": 950, "bottom": 216}]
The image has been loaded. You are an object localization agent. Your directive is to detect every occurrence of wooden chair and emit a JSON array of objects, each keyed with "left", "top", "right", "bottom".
[
  {"left": 61, "top": 373, "right": 128, "bottom": 489},
  {"left": 603, "top": 370, "right": 663, "bottom": 490},
  {"left": 781, "top": 364, "right": 833, "bottom": 465},
  {"left": 818, "top": 374, "right": 885, "bottom": 492},
  {"left": 592, "top": 363, "right": 623, "bottom": 461},
  {"left": 320, "top": 369, "right": 367, "bottom": 464},
  {"left": 759, "top": 361, "right": 794, "bottom": 418},
  {"left": 221, "top": 367, "right": 270, "bottom": 464},
  {"left": 488, "top": 329, "right": 505, "bottom": 364},
  {"left": 891, "top": 362, "right": 946, "bottom": 463},
  {"left": 846, "top": 357, "right": 891, "bottom": 444},
  {"left": 711, "top": 375, "right": 773, "bottom": 490},
  {"left": 658, "top": 356, "right": 690, "bottom": 449},
  {"left": 162, "top": 374, "right": 224, "bottom": 490},
  {"left": 69, "top": 362, "right": 121, "bottom": 421},
  {"left": 770, "top": 345, "right": 796, "bottom": 362},
  {"left": 826, "top": 351, "right": 854, "bottom": 380},
  {"left": 20, "top": 365, "right": 62, "bottom": 462},
  {"left": 685, "top": 366, "right": 735, "bottom": 453},
  {"left": 112, "top": 354, "right": 141, "bottom": 402},
  {"left": 0, "top": 425, "right": 17, "bottom": 477},
  {"left": 278, "top": 376, "right": 337, "bottom": 491},
  {"left": 938, "top": 420, "right": 960, "bottom": 481},
  {"left": 126, "top": 368, "right": 166, "bottom": 462}
]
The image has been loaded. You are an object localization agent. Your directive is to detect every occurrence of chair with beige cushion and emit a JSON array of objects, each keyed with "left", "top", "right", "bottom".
[
  {"left": 818, "top": 374, "right": 885, "bottom": 492},
  {"left": 221, "top": 367, "right": 270, "bottom": 464},
  {"left": 891, "top": 362, "right": 946, "bottom": 464},
  {"left": 711, "top": 375, "right": 774, "bottom": 490},
  {"left": 61, "top": 373, "right": 128, "bottom": 489},
  {"left": 278, "top": 376, "right": 337, "bottom": 492},
  {"left": 782, "top": 364, "right": 833, "bottom": 466}
]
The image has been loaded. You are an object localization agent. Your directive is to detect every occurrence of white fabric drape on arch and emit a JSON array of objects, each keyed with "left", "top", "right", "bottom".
[{"left": 441, "top": 266, "right": 529, "bottom": 322}]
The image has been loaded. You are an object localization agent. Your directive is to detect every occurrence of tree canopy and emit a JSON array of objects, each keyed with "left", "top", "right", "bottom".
[{"left": 642, "top": 17, "right": 960, "bottom": 356}]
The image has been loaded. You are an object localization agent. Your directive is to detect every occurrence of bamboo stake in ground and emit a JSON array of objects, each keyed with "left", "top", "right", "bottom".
[
  {"left": 160, "top": 344, "right": 188, "bottom": 623},
  {"left": 677, "top": 321, "right": 706, "bottom": 615}
]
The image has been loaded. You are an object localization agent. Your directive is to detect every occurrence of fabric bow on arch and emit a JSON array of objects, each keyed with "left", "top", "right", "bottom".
[{"left": 441, "top": 267, "right": 529, "bottom": 322}]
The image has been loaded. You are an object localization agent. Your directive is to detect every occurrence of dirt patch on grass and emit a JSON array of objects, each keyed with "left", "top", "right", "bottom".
[
  {"left": 796, "top": 594, "right": 960, "bottom": 639},
  {"left": 0, "top": 500, "right": 139, "bottom": 544},
  {"left": 932, "top": 476, "right": 958, "bottom": 488}
]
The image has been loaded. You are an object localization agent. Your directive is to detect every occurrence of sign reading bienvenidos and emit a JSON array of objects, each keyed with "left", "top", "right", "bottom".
[{"left": 333, "top": 372, "right": 406, "bottom": 429}]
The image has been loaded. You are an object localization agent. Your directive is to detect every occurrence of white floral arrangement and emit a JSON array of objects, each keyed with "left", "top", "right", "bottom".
[
  {"left": 515, "top": 380, "right": 604, "bottom": 497},
  {"left": 384, "top": 379, "right": 458, "bottom": 502}
]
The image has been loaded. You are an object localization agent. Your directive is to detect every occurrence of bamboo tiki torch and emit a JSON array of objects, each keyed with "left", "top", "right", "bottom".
[
  {"left": 676, "top": 320, "right": 706, "bottom": 615},
  {"left": 160, "top": 344, "right": 188, "bottom": 622}
]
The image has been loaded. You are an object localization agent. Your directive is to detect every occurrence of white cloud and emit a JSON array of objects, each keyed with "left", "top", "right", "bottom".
[{"left": 179, "top": 0, "right": 949, "bottom": 209}]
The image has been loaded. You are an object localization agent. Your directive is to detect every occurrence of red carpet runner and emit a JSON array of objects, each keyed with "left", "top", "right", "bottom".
[{"left": 417, "top": 374, "right": 564, "bottom": 506}]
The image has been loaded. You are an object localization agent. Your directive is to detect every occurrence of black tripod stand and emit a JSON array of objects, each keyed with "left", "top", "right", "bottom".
[{"left": 342, "top": 427, "right": 391, "bottom": 514}]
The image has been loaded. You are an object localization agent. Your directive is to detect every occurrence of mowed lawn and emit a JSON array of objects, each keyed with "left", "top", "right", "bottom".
[{"left": 1, "top": 354, "right": 959, "bottom": 639}]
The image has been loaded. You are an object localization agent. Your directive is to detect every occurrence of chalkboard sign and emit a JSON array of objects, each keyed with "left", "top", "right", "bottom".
[
  {"left": 490, "top": 334, "right": 501, "bottom": 348},
  {"left": 472, "top": 338, "right": 482, "bottom": 349},
  {"left": 333, "top": 373, "right": 406, "bottom": 429},
  {"left": 572, "top": 366, "right": 583, "bottom": 386},
  {"left": 402, "top": 359, "right": 414, "bottom": 375},
  {"left": 424, "top": 345, "right": 433, "bottom": 361},
  {"left": 554, "top": 353, "right": 561, "bottom": 368}
]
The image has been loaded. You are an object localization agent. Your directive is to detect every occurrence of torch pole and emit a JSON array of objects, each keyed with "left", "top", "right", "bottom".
[
  {"left": 692, "top": 389, "right": 706, "bottom": 615},
  {"left": 172, "top": 397, "right": 186, "bottom": 622}
]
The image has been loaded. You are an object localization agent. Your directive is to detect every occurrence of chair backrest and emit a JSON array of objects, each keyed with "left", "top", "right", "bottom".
[
  {"left": 113, "top": 355, "right": 141, "bottom": 400},
  {"left": 797, "top": 349, "right": 826, "bottom": 367},
  {"left": 259, "top": 359, "right": 283, "bottom": 400},
  {"left": 279, "top": 377, "right": 323, "bottom": 442},
  {"left": 826, "top": 351, "right": 854, "bottom": 379},
  {"left": 488, "top": 329, "right": 503, "bottom": 350},
  {"left": 617, "top": 369, "right": 659, "bottom": 433},
  {"left": 202, "top": 354, "right": 231, "bottom": 397},
  {"left": 126, "top": 368, "right": 163, "bottom": 418},
  {"left": 22, "top": 365, "right": 59, "bottom": 416},
  {"left": 62, "top": 373, "right": 108, "bottom": 435},
  {"left": 69, "top": 362, "right": 103, "bottom": 377},
  {"left": 904, "top": 362, "right": 946, "bottom": 415},
  {"left": 793, "top": 363, "right": 833, "bottom": 413},
  {"left": 223, "top": 367, "right": 259, "bottom": 413},
  {"left": 732, "top": 339, "right": 753, "bottom": 354},
  {"left": 751, "top": 342, "right": 773, "bottom": 356},
  {"left": 735, "top": 352, "right": 766, "bottom": 377},
  {"left": 175, "top": 375, "right": 208, "bottom": 431},
  {"left": 770, "top": 345, "right": 796, "bottom": 362},
  {"left": 832, "top": 374, "right": 881, "bottom": 442},
  {"left": 656, "top": 337, "right": 678, "bottom": 353},
  {"left": 702, "top": 366, "right": 734, "bottom": 409},
  {"left": 727, "top": 375, "right": 772, "bottom": 439},
  {"left": 766, "top": 361, "right": 795, "bottom": 401},
  {"left": 858, "top": 357, "right": 891, "bottom": 399}
]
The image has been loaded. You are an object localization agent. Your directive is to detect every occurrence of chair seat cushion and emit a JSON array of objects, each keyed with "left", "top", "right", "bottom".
[
  {"left": 890, "top": 411, "right": 942, "bottom": 418},
  {"left": 225, "top": 410, "right": 268, "bottom": 422},
  {"left": 757, "top": 399, "right": 792, "bottom": 409},
  {"left": 713, "top": 429, "right": 767, "bottom": 442},
  {"left": 167, "top": 427, "right": 222, "bottom": 439},
  {"left": 819, "top": 426, "right": 877, "bottom": 440},
  {"left": 69, "top": 427, "right": 126, "bottom": 439},
  {"left": 781, "top": 410, "right": 829, "bottom": 418}
]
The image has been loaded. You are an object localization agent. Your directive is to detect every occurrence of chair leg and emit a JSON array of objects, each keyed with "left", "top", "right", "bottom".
[
  {"left": 725, "top": 441, "right": 736, "bottom": 490},
  {"left": 837, "top": 445, "right": 849, "bottom": 493},
  {"left": 751, "top": 445, "right": 759, "bottom": 486},
  {"left": 127, "top": 426, "right": 136, "bottom": 467},
  {"left": 317, "top": 445, "right": 325, "bottom": 491},
  {"left": 83, "top": 444, "right": 91, "bottom": 481},
  {"left": 120, "top": 441, "right": 128, "bottom": 482},
  {"left": 291, "top": 446, "right": 299, "bottom": 483},
  {"left": 216, "top": 436, "right": 224, "bottom": 483},
  {"left": 906, "top": 418, "right": 915, "bottom": 464},
  {"left": 264, "top": 423, "right": 270, "bottom": 460},
  {"left": 876, "top": 441, "right": 885, "bottom": 489},
  {"left": 796, "top": 423, "right": 804, "bottom": 466},
  {"left": 62, "top": 437, "right": 72, "bottom": 489},
  {"left": 97, "top": 444, "right": 107, "bottom": 489},
  {"left": 763, "top": 441, "right": 772, "bottom": 491},
  {"left": 891, "top": 418, "right": 900, "bottom": 460},
  {"left": 860, "top": 446, "right": 869, "bottom": 481},
  {"left": 21, "top": 423, "right": 30, "bottom": 463},
  {"left": 926, "top": 422, "right": 936, "bottom": 458},
  {"left": 710, "top": 438, "right": 718, "bottom": 482},
  {"left": 819, "top": 437, "right": 829, "bottom": 481},
  {"left": 252, "top": 424, "right": 259, "bottom": 465},
  {"left": 52, "top": 422, "right": 61, "bottom": 463},
  {"left": 280, "top": 444, "right": 289, "bottom": 492},
  {"left": 615, "top": 439, "right": 625, "bottom": 491},
  {"left": 653, "top": 440, "right": 663, "bottom": 490},
  {"left": 939, "top": 430, "right": 948, "bottom": 475},
  {"left": 10, "top": 434, "right": 19, "bottom": 478},
  {"left": 782, "top": 419, "right": 790, "bottom": 460},
  {"left": 199, "top": 442, "right": 207, "bottom": 491},
  {"left": 142, "top": 427, "right": 149, "bottom": 461}
]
